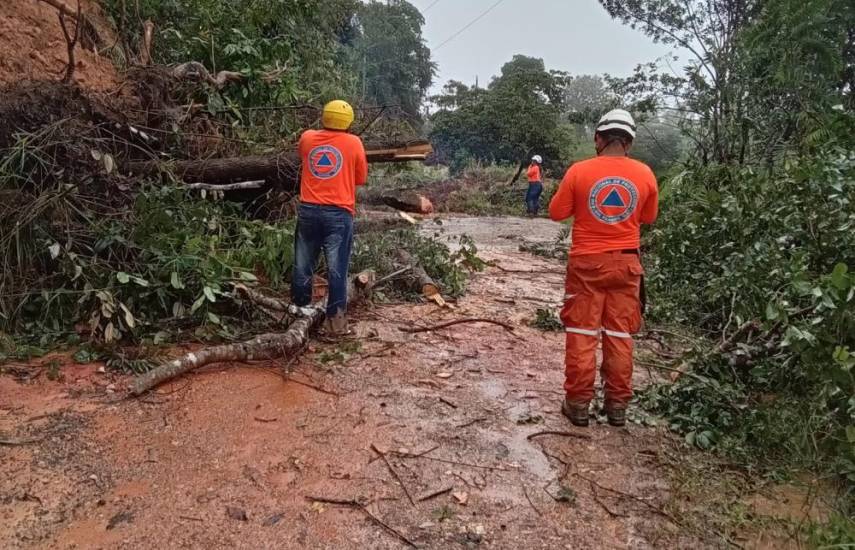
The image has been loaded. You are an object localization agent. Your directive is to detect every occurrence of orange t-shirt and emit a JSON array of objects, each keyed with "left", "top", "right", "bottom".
[
  {"left": 548, "top": 156, "right": 658, "bottom": 256},
  {"left": 299, "top": 129, "right": 368, "bottom": 214},
  {"left": 527, "top": 164, "right": 542, "bottom": 183}
]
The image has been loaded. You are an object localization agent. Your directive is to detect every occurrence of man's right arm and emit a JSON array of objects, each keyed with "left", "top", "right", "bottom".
[
  {"left": 549, "top": 167, "right": 575, "bottom": 221},
  {"left": 353, "top": 137, "right": 368, "bottom": 186}
]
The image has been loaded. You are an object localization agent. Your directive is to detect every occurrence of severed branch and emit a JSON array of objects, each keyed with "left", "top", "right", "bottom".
[
  {"left": 371, "top": 444, "right": 416, "bottom": 507},
  {"left": 130, "top": 271, "right": 375, "bottom": 395},
  {"left": 58, "top": 0, "right": 82, "bottom": 84},
  {"left": 139, "top": 19, "right": 155, "bottom": 66},
  {"left": 186, "top": 180, "right": 265, "bottom": 191},
  {"left": 394, "top": 249, "right": 440, "bottom": 298},
  {"left": 399, "top": 318, "right": 516, "bottom": 334},
  {"left": 170, "top": 61, "right": 244, "bottom": 89},
  {"left": 304, "top": 496, "right": 416, "bottom": 548}
]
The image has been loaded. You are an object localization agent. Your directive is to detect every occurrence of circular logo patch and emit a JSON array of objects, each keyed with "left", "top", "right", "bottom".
[
  {"left": 308, "top": 145, "right": 343, "bottom": 180},
  {"left": 588, "top": 177, "right": 639, "bottom": 224}
]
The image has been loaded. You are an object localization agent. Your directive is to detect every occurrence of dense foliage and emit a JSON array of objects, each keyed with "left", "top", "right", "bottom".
[
  {"left": 601, "top": 0, "right": 855, "bottom": 509},
  {"left": 102, "top": 0, "right": 435, "bottom": 140},
  {"left": 429, "top": 56, "right": 575, "bottom": 173}
]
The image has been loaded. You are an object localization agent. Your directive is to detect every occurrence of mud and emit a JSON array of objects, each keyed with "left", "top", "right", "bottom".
[{"left": 0, "top": 216, "right": 794, "bottom": 549}]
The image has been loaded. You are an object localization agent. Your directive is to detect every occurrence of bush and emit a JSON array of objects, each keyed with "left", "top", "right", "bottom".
[
  {"left": 352, "top": 228, "right": 481, "bottom": 299},
  {"left": 642, "top": 149, "right": 855, "bottom": 481},
  {"left": 2, "top": 183, "right": 295, "bottom": 344}
]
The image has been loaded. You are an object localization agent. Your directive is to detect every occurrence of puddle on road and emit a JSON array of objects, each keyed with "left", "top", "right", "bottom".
[
  {"left": 421, "top": 215, "right": 565, "bottom": 252},
  {"left": 476, "top": 378, "right": 555, "bottom": 481}
]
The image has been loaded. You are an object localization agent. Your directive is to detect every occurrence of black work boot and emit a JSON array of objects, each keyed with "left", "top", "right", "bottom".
[
  {"left": 561, "top": 399, "right": 590, "bottom": 427},
  {"left": 604, "top": 403, "right": 628, "bottom": 427}
]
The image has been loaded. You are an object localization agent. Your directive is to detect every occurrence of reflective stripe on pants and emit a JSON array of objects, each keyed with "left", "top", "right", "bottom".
[{"left": 560, "top": 252, "right": 643, "bottom": 405}]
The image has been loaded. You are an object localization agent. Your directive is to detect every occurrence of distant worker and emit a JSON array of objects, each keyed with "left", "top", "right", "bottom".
[
  {"left": 525, "top": 155, "right": 544, "bottom": 216},
  {"left": 548, "top": 109, "right": 659, "bottom": 427},
  {"left": 290, "top": 100, "right": 368, "bottom": 336}
]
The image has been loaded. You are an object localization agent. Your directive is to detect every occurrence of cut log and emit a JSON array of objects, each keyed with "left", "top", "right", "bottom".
[
  {"left": 123, "top": 140, "right": 433, "bottom": 187},
  {"left": 381, "top": 191, "right": 434, "bottom": 214},
  {"left": 130, "top": 271, "right": 375, "bottom": 395},
  {"left": 394, "top": 249, "right": 440, "bottom": 298},
  {"left": 354, "top": 211, "right": 419, "bottom": 234}
]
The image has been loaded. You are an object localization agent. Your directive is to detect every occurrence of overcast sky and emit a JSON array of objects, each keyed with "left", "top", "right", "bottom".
[{"left": 409, "top": 0, "right": 674, "bottom": 92}]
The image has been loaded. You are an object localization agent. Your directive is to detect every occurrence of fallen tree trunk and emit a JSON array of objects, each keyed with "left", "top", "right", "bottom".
[
  {"left": 395, "top": 249, "right": 440, "bottom": 298},
  {"left": 130, "top": 271, "right": 375, "bottom": 395},
  {"left": 381, "top": 191, "right": 434, "bottom": 214},
  {"left": 123, "top": 141, "right": 433, "bottom": 186}
]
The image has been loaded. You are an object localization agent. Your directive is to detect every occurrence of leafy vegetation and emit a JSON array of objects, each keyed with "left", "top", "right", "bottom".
[
  {"left": 599, "top": 0, "right": 855, "bottom": 528},
  {"left": 101, "top": 0, "right": 436, "bottom": 142},
  {"left": 352, "top": 229, "right": 482, "bottom": 300}
]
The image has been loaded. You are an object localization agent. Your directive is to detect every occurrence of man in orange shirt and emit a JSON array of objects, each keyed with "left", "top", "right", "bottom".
[
  {"left": 525, "top": 155, "right": 544, "bottom": 216},
  {"left": 290, "top": 100, "right": 368, "bottom": 335},
  {"left": 548, "top": 109, "right": 659, "bottom": 427}
]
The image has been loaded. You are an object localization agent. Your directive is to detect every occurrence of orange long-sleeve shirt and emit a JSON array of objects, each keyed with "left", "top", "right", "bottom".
[
  {"left": 549, "top": 156, "right": 658, "bottom": 256},
  {"left": 299, "top": 129, "right": 368, "bottom": 214},
  {"left": 527, "top": 163, "right": 542, "bottom": 183}
]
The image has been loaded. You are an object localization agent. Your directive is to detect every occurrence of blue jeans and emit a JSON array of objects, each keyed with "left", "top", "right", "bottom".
[
  {"left": 526, "top": 182, "right": 543, "bottom": 215},
  {"left": 292, "top": 203, "right": 354, "bottom": 317}
]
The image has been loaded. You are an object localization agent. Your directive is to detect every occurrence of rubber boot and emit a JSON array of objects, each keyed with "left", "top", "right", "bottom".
[
  {"left": 604, "top": 402, "right": 627, "bottom": 427},
  {"left": 561, "top": 399, "right": 590, "bottom": 427}
]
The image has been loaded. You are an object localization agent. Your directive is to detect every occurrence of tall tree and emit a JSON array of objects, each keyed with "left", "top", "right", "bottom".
[
  {"left": 430, "top": 55, "right": 573, "bottom": 174},
  {"left": 352, "top": 0, "right": 436, "bottom": 118},
  {"left": 599, "top": 0, "right": 854, "bottom": 166}
]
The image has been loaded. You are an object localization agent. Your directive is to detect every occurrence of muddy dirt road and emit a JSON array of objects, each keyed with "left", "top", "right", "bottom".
[{"left": 2, "top": 216, "right": 724, "bottom": 549}]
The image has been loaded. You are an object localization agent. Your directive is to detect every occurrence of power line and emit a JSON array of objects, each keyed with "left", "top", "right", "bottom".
[
  {"left": 423, "top": 0, "right": 442, "bottom": 12},
  {"left": 434, "top": 0, "right": 508, "bottom": 51}
]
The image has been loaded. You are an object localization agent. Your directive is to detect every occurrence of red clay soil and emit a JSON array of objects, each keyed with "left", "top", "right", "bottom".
[
  {"left": 0, "top": 217, "right": 804, "bottom": 549},
  {"left": 0, "top": 0, "right": 119, "bottom": 90}
]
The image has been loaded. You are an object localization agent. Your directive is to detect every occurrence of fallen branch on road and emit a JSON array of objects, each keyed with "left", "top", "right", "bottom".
[
  {"left": 399, "top": 318, "right": 515, "bottom": 334},
  {"left": 304, "top": 495, "right": 417, "bottom": 548},
  {"left": 130, "top": 271, "right": 375, "bottom": 395},
  {"left": 526, "top": 431, "right": 592, "bottom": 441}
]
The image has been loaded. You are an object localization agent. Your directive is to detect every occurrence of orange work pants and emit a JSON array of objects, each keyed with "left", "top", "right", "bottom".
[{"left": 560, "top": 252, "right": 643, "bottom": 406}]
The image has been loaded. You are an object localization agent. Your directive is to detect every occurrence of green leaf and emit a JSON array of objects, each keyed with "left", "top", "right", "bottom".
[
  {"left": 170, "top": 271, "right": 185, "bottom": 289},
  {"left": 238, "top": 271, "right": 258, "bottom": 282},
  {"left": 116, "top": 272, "right": 130, "bottom": 284},
  {"left": 207, "top": 312, "right": 221, "bottom": 325},
  {"left": 120, "top": 303, "right": 136, "bottom": 329},
  {"left": 765, "top": 301, "right": 778, "bottom": 321},
  {"left": 190, "top": 295, "right": 206, "bottom": 314},
  {"left": 203, "top": 286, "right": 216, "bottom": 303},
  {"left": 831, "top": 263, "right": 849, "bottom": 290},
  {"left": 131, "top": 276, "right": 150, "bottom": 287}
]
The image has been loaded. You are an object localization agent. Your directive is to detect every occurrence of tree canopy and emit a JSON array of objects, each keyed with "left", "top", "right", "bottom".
[{"left": 429, "top": 55, "right": 573, "bottom": 172}]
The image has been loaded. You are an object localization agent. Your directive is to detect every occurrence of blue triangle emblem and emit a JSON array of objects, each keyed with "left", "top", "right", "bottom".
[
  {"left": 601, "top": 188, "right": 625, "bottom": 207},
  {"left": 316, "top": 153, "right": 334, "bottom": 167}
]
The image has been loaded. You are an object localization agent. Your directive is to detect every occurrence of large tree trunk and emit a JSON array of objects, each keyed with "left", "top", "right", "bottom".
[
  {"left": 130, "top": 271, "right": 376, "bottom": 395},
  {"left": 123, "top": 140, "right": 433, "bottom": 188},
  {"left": 381, "top": 191, "right": 434, "bottom": 214}
]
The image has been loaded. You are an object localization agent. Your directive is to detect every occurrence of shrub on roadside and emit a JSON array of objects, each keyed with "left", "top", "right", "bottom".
[{"left": 642, "top": 150, "right": 855, "bottom": 483}]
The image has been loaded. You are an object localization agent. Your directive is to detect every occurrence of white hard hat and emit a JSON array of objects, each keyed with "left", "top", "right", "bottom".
[
  {"left": 596, "top": 109, "right": 636, "bottom": 139},
  {"left": 531, "top": 155, "right": 543, "bottom": 163}
]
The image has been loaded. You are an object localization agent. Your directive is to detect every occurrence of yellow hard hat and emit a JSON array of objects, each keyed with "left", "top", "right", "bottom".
[{"left": 322, "top": 100, "right": 355, "bottom": 130}]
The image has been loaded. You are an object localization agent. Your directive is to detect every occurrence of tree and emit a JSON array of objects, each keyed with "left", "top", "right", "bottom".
[
  {"left": 599, "top": 0, "right": 854, "bottom": 166},
  {"left": 352, "top": 0, "right": 436, "bottom": 118},
  {"left": 429, "top": 55, "right": 573, "bottom": 175}
]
